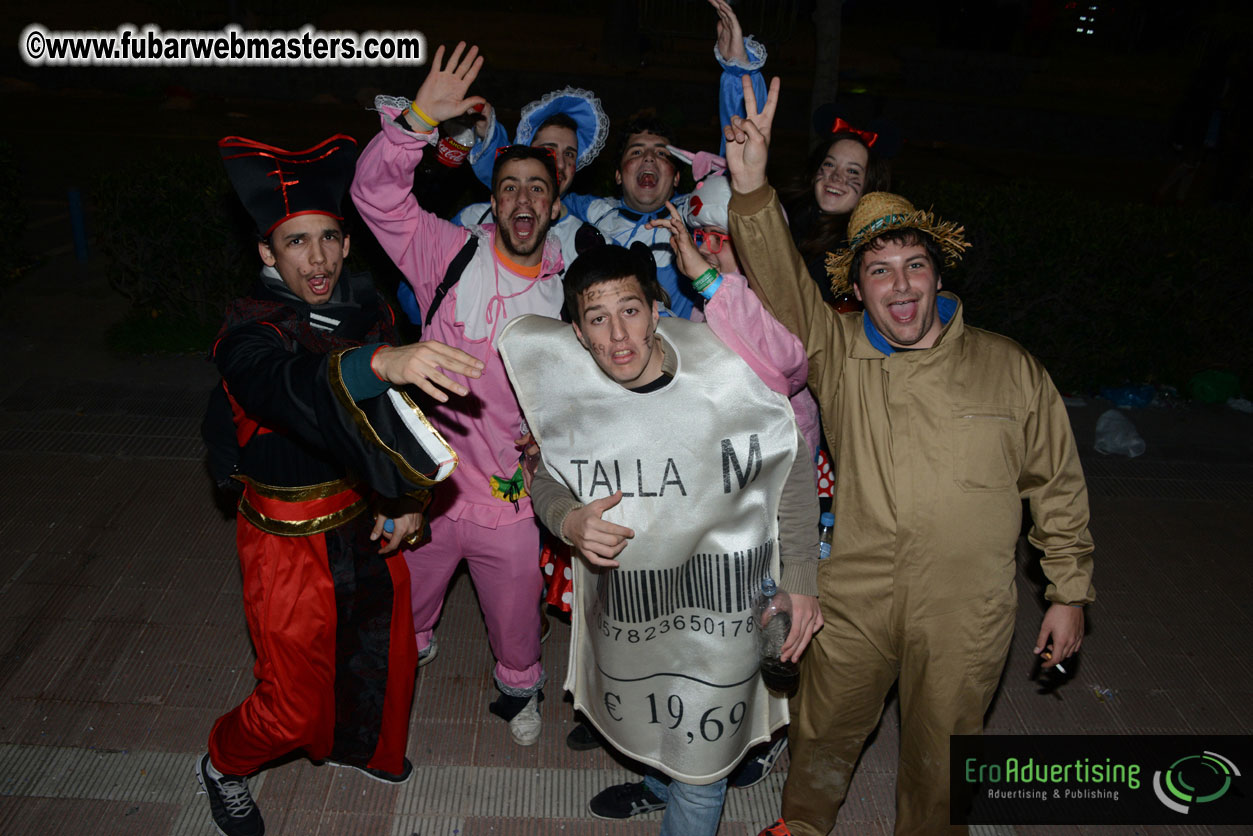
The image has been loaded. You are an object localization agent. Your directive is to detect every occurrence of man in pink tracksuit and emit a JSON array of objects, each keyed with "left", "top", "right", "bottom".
[{"left": 351, "top": 42, "right": 562, "bottom": 745}]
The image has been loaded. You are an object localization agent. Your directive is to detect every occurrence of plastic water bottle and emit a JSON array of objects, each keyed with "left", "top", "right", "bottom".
[
  {"left": 818, "top": 511, "right": 834, "bottom": 560},
  {"left": 752, "top": 578, "right": 799, "bottom": 694}
]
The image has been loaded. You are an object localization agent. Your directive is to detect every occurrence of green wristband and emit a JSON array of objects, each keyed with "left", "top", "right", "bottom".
[{"left": 692, "top": 267, "right": 719, "bottom": 293}]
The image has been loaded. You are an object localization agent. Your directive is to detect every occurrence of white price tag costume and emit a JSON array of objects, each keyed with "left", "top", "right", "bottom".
[{"left": 500, "top": 314, "right": 797, "bottom": 783}]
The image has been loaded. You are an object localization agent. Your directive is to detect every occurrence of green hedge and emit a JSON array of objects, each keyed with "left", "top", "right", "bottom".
[{"left": 905, "top": 180, "right": 1252, "bottom": 393}]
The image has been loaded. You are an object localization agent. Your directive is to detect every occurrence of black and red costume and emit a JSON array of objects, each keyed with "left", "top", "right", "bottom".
[
  {"left": 206, "top": 135, "right": 452, "bottom": 779},
  {"left": 211, "top": 268, "right": 445, "bottom": 776}
]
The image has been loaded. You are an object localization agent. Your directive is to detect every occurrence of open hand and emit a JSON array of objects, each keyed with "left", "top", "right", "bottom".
[
  {"left": 371, "top": 340, "right": 485, "bottom": 402},
  {"left": 411, "top": 41, "right": 486, "bottom": 125}
]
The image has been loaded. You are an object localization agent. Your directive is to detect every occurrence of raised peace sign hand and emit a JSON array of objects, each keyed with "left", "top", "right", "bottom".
[{"left": 723, "top": 74, "right": 780, "bottom": 195}]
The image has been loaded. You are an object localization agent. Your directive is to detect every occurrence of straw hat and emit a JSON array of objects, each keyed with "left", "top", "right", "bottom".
[{"left": 824, "top": 192, "right": 970, "bottom": 297}]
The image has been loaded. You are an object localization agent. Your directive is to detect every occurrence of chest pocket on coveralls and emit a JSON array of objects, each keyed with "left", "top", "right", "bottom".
[{"left": 952, "top": 405, "right": 1023, "bottom": 491}]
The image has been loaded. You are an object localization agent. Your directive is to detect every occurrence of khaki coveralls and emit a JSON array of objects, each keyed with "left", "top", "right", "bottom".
[{"left": 729, "top": 186, "right": 1095, "bottom": 835}]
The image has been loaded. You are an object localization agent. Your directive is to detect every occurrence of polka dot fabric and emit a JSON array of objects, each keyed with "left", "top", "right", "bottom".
[
  {"left": 539, "top": 538, "right": 574, "bottom": 613},
  {"left": 815, "top": 449, "right": 834, "bottom": 498}
]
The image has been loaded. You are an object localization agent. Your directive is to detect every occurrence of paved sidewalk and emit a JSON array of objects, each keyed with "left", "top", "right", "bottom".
[{"left": 0, "top": 268, "right": 1250, "bottom": 835}]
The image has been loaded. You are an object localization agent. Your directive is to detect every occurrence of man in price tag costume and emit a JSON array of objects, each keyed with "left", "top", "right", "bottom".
[{"left": 498, "top": 243, "right": 822, "bottom": 835}]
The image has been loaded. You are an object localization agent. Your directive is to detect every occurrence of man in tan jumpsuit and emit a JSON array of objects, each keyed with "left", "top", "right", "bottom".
[{"left": 723, "top": 78, "right": 1095, "bottom": 836}]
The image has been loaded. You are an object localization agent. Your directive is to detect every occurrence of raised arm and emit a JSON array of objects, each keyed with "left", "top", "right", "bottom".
[
  {"left": 351, "top": 43, "right": 486, "bottom": 307},
  {"left": 650, "top": 201, "right": 808, "bottom": 396},
  {"left": 725, "top": 76, "right": 844, "bottom": 380},
  {"left": 468, "top": 103, "right": 509, "bottom": 189},
  {"left": 710, "top": 0, "right": 768, "bottom": 154}
]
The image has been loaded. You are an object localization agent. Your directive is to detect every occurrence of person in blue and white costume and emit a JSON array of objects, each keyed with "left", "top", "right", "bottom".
[
  {"left": 559, "top": 0, "right": 767, "bottom": 321},
  {"left": 455, "top": 86, "right": 611, "bottom": 269}
]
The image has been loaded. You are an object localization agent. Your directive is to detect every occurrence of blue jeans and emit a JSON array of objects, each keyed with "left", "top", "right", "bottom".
[{"left": 644, "top": 774, "right": 728, "bottom": 836}]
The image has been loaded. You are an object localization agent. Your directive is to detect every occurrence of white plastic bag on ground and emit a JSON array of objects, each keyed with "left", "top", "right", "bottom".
[{"left": 1094, "top": 408, "right": 1146, "bottom": 457}]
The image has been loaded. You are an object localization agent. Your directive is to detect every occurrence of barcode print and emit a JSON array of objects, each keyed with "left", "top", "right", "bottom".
[{"left": 598, "top": 541, "right": 775, "bottom": 623}]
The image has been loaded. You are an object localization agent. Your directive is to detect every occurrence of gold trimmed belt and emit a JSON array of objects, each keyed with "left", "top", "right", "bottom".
[{"left": 236, "top": 476, "right": 368, "bottom": 537}]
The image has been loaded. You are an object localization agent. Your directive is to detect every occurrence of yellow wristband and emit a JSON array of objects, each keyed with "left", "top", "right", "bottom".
[{"left": 408, "top": 102, "right": 440, "bottom": 129}]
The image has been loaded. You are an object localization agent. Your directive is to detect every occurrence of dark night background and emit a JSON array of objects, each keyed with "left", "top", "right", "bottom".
[
  {"left": 2, "top": 0, "right": 1251, "bottom": 393},
  {"left": 1, "top": 9, "right": 1251, "bottom": 835}
]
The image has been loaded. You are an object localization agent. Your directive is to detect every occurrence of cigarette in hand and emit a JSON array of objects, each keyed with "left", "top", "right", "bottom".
[{"left": 1041, "top": 650, "right": 1067, "bottom": 675}]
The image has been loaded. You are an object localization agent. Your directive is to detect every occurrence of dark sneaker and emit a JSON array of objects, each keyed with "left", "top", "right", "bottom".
[
  {"left": 757, "top": 818, "right": 794, "bottom": 836},
  {"left": 588, "top": 781, "right": 667, "bottom": 819},
  {"left": 196, "top": 753, "right": 264, "bottom": 836},
  {"left": 730, "top": 736, "right": 788, "bottom": 789},
  {"left": 328, "top": 757, "right": 414, "bottom": 784},
  {"left": 565, "top": 721, "right": 603, "bottom": 751}
]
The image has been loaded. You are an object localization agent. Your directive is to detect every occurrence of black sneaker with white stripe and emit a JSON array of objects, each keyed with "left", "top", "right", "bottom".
[
  {"left": 730, "top": 736, "right": 788, "bottom": 789},
  {"left": 196, "top": 753, "right": 264, "bottom": 836},
  {"left": 588, "top": 780, "right": 667, "bottom": 819},
  {"left": 327, "top": 756, "right": 414, "bottom": 784}
]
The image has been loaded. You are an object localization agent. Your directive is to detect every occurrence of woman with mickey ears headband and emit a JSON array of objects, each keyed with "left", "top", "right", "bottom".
[
  {"left": 712, "top": 0, "right": 898, "bottom": 308},
  {"left": 782, "top": 105, "right": 899, "bottom": 309}
]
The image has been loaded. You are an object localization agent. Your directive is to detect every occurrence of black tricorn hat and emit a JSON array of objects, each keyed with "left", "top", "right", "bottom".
[{"left": 218, "top": 134, "right": 358, "bottom": 238}]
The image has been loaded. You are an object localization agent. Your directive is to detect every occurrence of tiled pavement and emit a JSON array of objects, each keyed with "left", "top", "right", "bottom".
[{"left": 0, "top": 371, "right": 1250, "bottom": 836}]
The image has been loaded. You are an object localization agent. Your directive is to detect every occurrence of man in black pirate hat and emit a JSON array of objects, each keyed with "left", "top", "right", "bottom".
[{"left": 196, "top": 133, "right": 483, "bottom": 836}]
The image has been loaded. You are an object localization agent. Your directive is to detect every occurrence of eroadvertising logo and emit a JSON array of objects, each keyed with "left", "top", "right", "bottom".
[
  {"left": 950, "top": 735, "right": 1251, "bottom": 825},
  {"left": 1153, "top": 750, "right": 1241, "bottom": 814}
]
